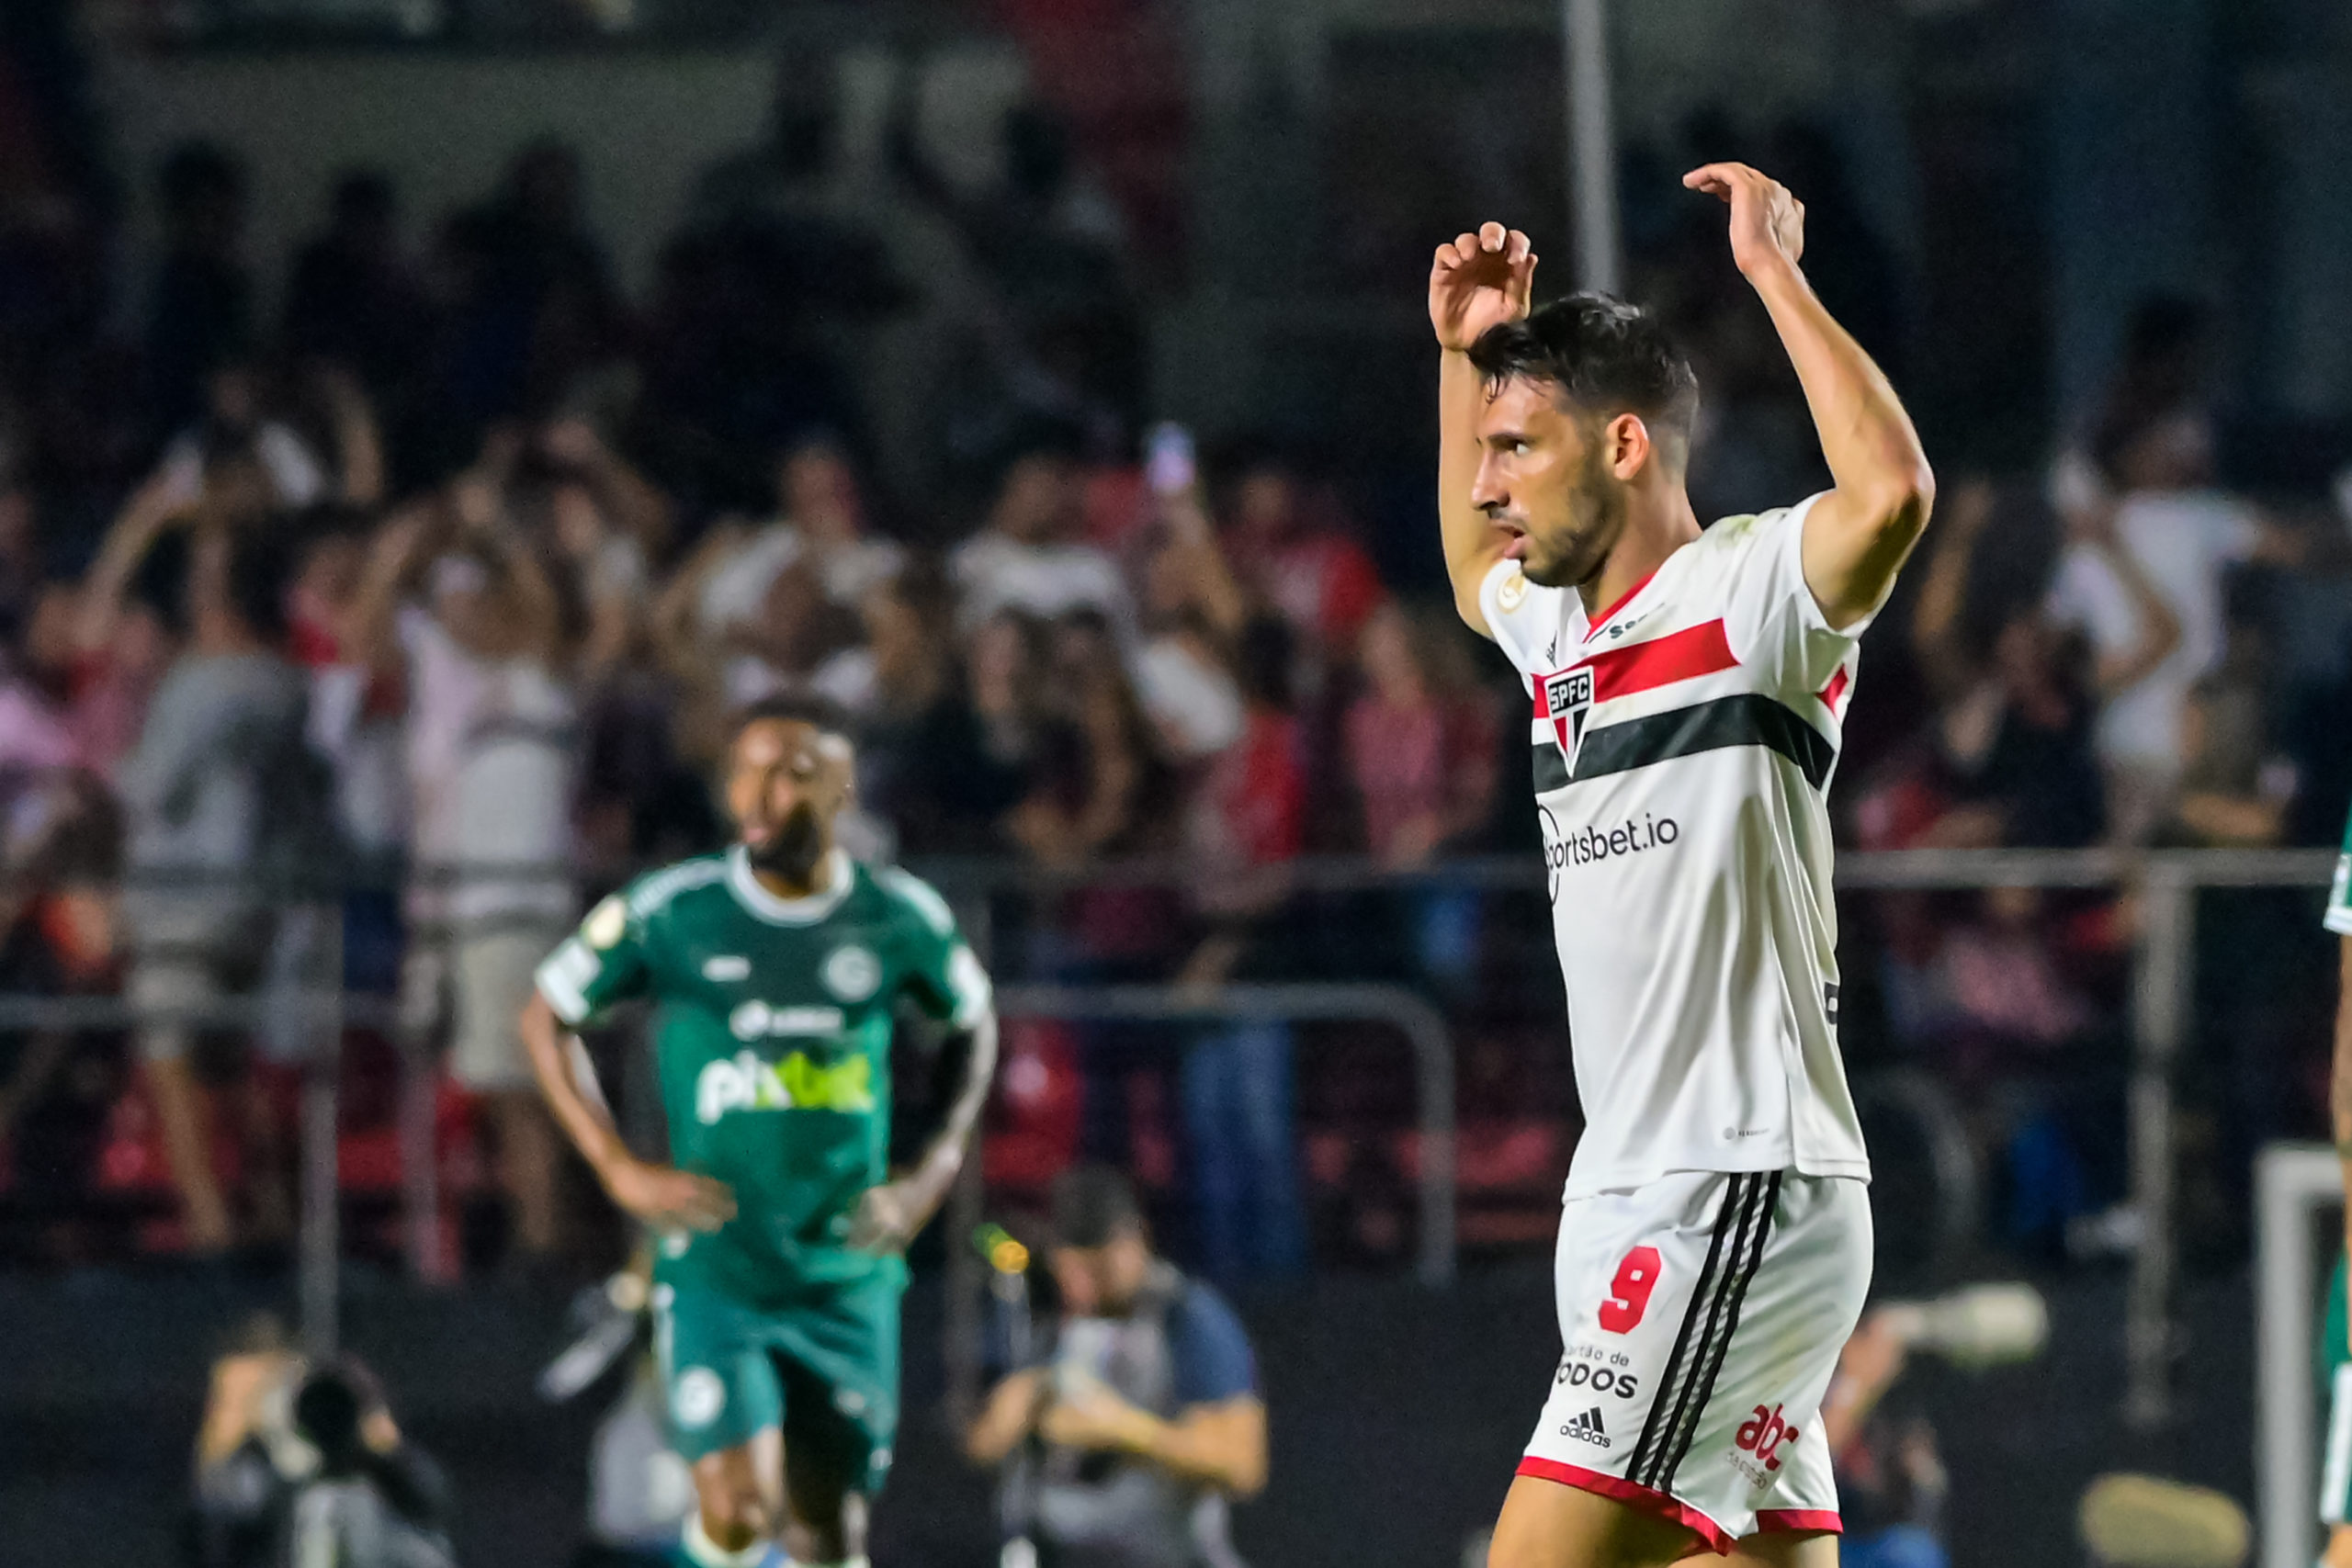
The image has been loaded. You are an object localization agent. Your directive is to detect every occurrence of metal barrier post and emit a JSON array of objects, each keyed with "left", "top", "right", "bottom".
[
  {"left": 400, "top": 1002, "right": 446, "bottom": 1283},
  {"left": 944, "top": 887, "right": 995, "bottom": 1428},
  {"left": 2256, "top": 1143, "right": 2339, "bottom": 1568},
  {"left": 300, "top": 901, "right": 346, "bottom": 1360},
  {"left": 2126, "top": 864, "right": 2193, "bottom": 1428},
  {"left": 991, "top": 984, "right": 1457, "bottom": 1284}
]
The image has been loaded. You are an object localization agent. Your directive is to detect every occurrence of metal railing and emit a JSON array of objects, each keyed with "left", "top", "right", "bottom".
[
  {"left": 934, "top": 982, "right": 1457, "bottom": 1424},
  {"left": 0, "top": 845, "right": 2334, "bottom": 1428}
]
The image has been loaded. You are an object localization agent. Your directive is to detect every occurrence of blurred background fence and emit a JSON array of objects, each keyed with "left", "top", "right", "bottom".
[{"left": 0, "top": 848, "right": 2331, "bottom": 1429}]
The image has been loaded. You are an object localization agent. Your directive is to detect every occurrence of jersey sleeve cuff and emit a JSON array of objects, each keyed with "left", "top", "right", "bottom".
[
  {"left": 947, "top": 944, "right": 994, "bottom": 1030},
  {"left": 1477, "top": 557, "right": 1544, "bottom": 674},
  {"left": 535, "top": 945, "right": 594, "bottom": 1027},
  {"left": 2326, "top": 908, "right": 2352, "bottom": 937},
  {"left": 1784, "top": 491, "right": 1881, "bottom": 641}
]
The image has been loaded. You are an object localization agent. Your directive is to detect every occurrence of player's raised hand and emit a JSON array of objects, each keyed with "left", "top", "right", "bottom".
[
  {"left": 605, "top": 1158, "right": 736, "bottom": 1232},
  {"left": 1682, "top": 163, "right": 1805, "bottom": 280},
  {"left": 1429, "top": 221, "right": 1536, "bottom": 353}
]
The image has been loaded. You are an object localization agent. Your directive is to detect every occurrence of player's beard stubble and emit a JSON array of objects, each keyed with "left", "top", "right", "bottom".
[
  {"left": 1521, "top": 441, "right": 1624, "bottom": 592},
  {"left": 750, "top": 801, "right": 830, "bottom": 885}
]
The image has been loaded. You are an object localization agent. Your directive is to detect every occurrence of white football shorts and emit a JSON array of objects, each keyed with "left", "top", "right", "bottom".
[{"left": 1520, "top": 1169, "right": 1871, "bottom": 1552}]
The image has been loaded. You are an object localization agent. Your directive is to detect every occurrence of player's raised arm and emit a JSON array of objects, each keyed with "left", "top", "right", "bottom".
[
  {"left": 1430, "top": 221, "right": 1537, "bottom": 637},
  {"left": 1685, "top": 163, "right": 1935, "bottom": 629}
]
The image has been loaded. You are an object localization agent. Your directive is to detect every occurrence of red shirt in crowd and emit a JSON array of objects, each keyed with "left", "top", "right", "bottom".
[{"left": 1344, "top": 695, "right": 1498, "bottom": 862}]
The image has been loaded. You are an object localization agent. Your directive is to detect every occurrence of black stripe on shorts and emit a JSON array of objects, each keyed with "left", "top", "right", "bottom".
[
  {"left": 1624, "top": 1172, "right": 1756, "bottom": 1483},
  {"left": 1640, "top": 1170, "right": 1781, "bottom": 1490}
]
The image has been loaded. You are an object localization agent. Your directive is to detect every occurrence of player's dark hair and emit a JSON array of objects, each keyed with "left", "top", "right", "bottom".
[
  {"left": 733, "top": 694, "right": 853, "bottom": 743},
  {"left": 1052, "top": 1163, "right": 1145, "bottom": 1249},
  {"left": 1468, "top": 293, "right": 1701, "bottom": 452}
]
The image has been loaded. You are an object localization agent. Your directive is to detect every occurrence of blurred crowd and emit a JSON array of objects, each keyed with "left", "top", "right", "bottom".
[
  {"left": 2, "top": 22, "right": 2350, "bottom": 1278},
  {"left": 0, "top": 97, "right": 1525, "bottom": 1269}
]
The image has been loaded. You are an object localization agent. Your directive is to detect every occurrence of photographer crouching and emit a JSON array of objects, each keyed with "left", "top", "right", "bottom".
[
  {"left": 190, "top": 1314, "right": 454, "bottom": 1568},
  {"left": 966, "top": 1167, "right": 1268, "bottom": 1568}
]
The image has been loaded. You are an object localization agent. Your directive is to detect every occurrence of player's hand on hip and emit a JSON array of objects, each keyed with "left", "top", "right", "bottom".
[
  {"left": 846, "top": 1176, "right": 932, "bottom": 1255},
  {"left": 605, "top": 1158, "right": 736, "bottom": 1232},
  {"left": 1682, "top": 162, "right": 1806, "bottom": 279},
  {"left": 1429, "top": 221, "right": 1536, "bottom": 353}
]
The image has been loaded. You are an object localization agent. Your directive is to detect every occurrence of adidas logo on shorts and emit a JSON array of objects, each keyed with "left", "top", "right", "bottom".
[{"left": 1559, "top": 1405, "right": 1611, "bottom": 1449}]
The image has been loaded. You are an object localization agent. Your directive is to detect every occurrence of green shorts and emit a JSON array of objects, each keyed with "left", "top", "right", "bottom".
[
  {"left": 650, "top": 1264, "right": 901, "bottom": 1493},
  {"left": 2323, "top": 1254, "right": 2350, "bottom": 1526}
]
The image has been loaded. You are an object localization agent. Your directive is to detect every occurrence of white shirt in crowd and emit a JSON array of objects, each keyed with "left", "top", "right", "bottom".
[
  {"left": 2043, "top": 488, "right": 2258, "bottom": 771},
  {"left": 159, "top": 423, "right": 329, "bottom": 509},
  {"left": 697, "top": 521, "right": 904, "bottom": 630},
  {"left": 950, "top": 532, "right": 1132, "bottom": 639},
  {"left": 1132, "top": 636, "right": 1244, "bottom": 761},
  {"left": 399, "top": 607, "right": 577, "bottom": 930},
  {"left": 1478, "top": 496, "right": 1871, "bottom": 1199}
]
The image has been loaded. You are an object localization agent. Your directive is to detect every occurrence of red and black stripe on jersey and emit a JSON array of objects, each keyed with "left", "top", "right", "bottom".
[{"left": 1529, "top": 617, "right": 1849, "bottom": 794}]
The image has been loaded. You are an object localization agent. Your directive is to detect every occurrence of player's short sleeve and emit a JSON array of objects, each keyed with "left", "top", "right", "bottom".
[
  {"left": 1718, "top": 493, "right": 1866, "bottom": 698},
  {"left": 1476, "top": 558, "right": 1569, "bottom": 680},
  {"left": 2327, "top": 801, "right": 2352, "bottom": 937},
  {"left": 1168, "top": 1281, "right": 1259, "bottom": 1406},
  {"left": 534, "top": 888, "right": 654, "bottom": 1027},
  {"left": 879, "top": 866, "right": 993, "bottom": 1029}
]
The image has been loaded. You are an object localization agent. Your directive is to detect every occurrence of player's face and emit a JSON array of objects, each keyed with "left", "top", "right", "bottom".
[
  {"left": 1471, "top": 377, "right": 1627, "bottom": 591},
  {"left": 727, "top": 718, "right": 853, "bottom": 884}
]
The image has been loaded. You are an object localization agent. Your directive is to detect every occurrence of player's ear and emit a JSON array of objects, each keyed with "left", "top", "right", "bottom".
[{"left": 1606, "top": 412, "right": 1653, "bottom": 481}]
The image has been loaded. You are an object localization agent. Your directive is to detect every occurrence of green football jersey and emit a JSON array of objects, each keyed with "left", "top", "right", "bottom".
[
  {"left": 536, "top": 847, "right": 990, "bottom": 1301},
  {"left": 2329, "top": 796, "right": 2352, "bottom": 937}
]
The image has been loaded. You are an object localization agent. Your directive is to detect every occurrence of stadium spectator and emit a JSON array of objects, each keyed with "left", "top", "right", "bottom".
[
  {"left": 1177, "top": 617, "right": 1308, "bottom": 1282},
  {"left": 965, "top": 1165, "right": 1266, "bottom": 1568},
  {"left": 119, "top": 521, "right": 322, "bottom": 1255},
  {"left": 2047, "top": 298, "right": 2306, "bottom": 843},
  {"left": 192, "top": 1318, "right": 455, "bottom": 1568},
  {"left": 954, "top": 428, "right": 1133, "bottom": 638},
  {"left": 144, "top": 141, "right": 252, "bottom": 438},
  {"left": 1344, "top": 599, "right": 1500, "bottom": 993},
  {"left": 855, "top": 570, "right": 1026, "bottom": 854},
  {"left": 692, "top": 434, "right": 901, "bottom": 632},
  {"left": 280, "top": 170, "right": 432, "bottom": 415},
  {"left": 1903, "top": 482, "right": 2172, "bottom": 850},
  {"left": 1216, "top": 444, "right": 1384, "bottom": 674},
  {"left": 2165, "top": 595, "right": 2298, "bottom": 848},
  {"left": 1821, "top": 1309, "right": 1949, "bottom": 1568},
  {"left": 1131, "top": 485, "right": 1248, "bottom": 765},
  {"left": 345, "top": 459, "right": 579, "bottom": 1270},
  {"left": 1346, "top": 600, "right": 1499, "bottom": 868},
  {"left": 893, "top": 97, "right": 1143, "bottom": 456}
]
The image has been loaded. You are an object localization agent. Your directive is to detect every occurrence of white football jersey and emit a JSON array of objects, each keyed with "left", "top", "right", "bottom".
[{"left": 1477, "top": 494, "right": 1871, "bottom": 1198}]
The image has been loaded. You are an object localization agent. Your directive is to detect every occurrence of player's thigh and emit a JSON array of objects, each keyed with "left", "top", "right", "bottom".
[
  {"left": 1489, "top": 1472, "right": 1705, "bottom": 1568},
  {"left": 656, "top": 1286, "right": 786, "bottom": 1473},
  {"left": 1724, "top": 1529, "right": 1842, "bottom": 1568},
  {"left": 774, "top": 1353, "right": 881, "bottom": 1551},
  {"left": 690, "top": 1426, "right": 783, "bottom": 1533}
]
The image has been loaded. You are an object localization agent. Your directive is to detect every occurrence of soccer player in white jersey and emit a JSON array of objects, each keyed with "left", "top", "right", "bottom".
[{"left": 1428, "top": 166, "right": 1934, "bottom": 1568}]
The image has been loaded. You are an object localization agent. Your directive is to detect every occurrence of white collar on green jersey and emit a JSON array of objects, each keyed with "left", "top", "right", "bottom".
[{"left": 725, "top": 845, "right": 854, "bottom": 925}]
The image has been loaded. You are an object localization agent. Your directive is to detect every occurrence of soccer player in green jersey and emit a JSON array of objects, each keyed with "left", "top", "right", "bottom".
[
  {"left": 518, "top": 701, "right": 999, "bottom": 1568},
  {"left": 2317, "top": 799, "right": 2352, "bottom": 1564}
]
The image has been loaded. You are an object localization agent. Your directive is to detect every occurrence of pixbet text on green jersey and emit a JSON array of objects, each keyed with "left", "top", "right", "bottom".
[{"left": 535, "top": 847, "right": 990, "bottom": 1303}]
